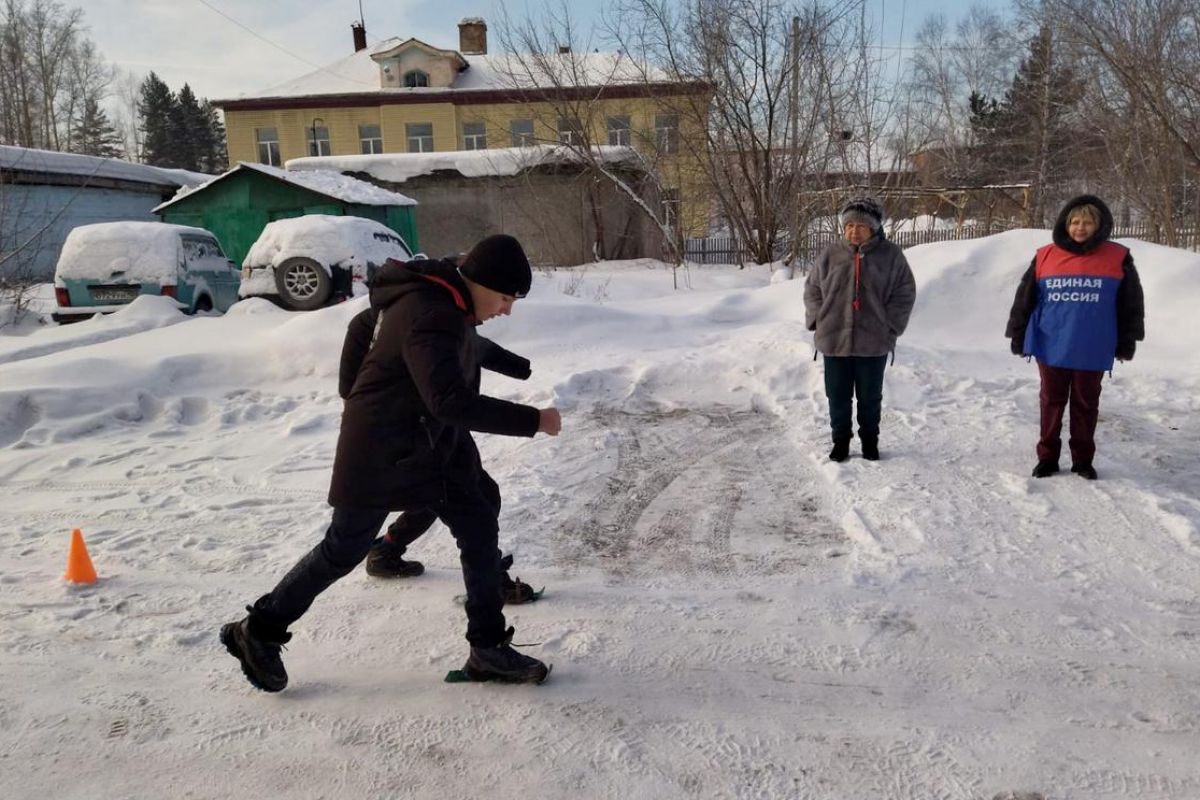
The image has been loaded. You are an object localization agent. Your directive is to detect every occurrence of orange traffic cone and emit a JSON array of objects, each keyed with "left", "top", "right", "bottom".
[{"left": 64, "top": 528, "right": 98, "bottom": 584}]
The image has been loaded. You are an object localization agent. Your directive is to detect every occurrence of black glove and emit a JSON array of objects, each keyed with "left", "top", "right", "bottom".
[
  {"left": 1010, "top": 336, "right": 1025, "bottom": 356},
  {"left": 1116, "top": 339, "right": 1136, "bottom": 362}
]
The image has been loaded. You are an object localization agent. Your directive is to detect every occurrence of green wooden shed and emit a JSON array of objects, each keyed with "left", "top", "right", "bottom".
[{"left": 152, "top": 162, "right": 418, "bottom": 265}]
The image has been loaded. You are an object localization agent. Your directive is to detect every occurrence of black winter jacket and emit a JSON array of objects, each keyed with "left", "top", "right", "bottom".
[
  {"left": 1005, "top": 194, "right": 1145, "bottom": 361},
  {"left": 327, "top": 258, "right": 540, "bottom": 510}
]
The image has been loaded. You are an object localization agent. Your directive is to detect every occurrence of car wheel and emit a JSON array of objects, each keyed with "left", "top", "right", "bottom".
[
  {"left": 193, "top": 294, "right": 213, "bottom": 313},
  {"left": 275, "top": 257, "right": 332, "bottom": 311}
]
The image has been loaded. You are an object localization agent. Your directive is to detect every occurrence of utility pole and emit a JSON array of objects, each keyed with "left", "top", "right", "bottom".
[{"left": 789, "top": 15, "right": 801, "bottom": 274}]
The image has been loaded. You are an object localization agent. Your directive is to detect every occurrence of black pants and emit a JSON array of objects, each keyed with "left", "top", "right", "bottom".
[
  {"left": 382, "top": 471, "right": 501, "bottom": 553},
  {"left": 823, "top": 354, "right": 888, "bottom": 440},
  {"left": 250, "top": 480, "right": 508, "bottom": 648}
]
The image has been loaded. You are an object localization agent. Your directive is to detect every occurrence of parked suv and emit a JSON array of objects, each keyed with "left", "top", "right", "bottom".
[
  {"left": 239, "top": 215, "right": 414, "bottom": 311},
  {"left": 52, "top": 222, "right": 240, "bottom": 323}
]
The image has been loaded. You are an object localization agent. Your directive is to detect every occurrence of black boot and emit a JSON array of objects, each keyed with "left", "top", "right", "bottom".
[
  {"left": 860, "top": 435, "right": 879, "bottom": 461},
  {"left": 829, "top": 436, "right": 851, "bottom": 463},
  {"left": 1032, "top": 459, "right": 1060, "bottom": 478},
  {"left": 220, "top": 611, "right": 290, "bottom": 692},
  {"left": 1071, "top": 463, "right": 1098, "bottom": 480},
  {"left": 365, "top": 538, "right": 425, "bottom": 578},
  {"left": 464, "top": 627, "right": 550, "bottom": 684},
  {"left": 499, "top": 553, "right": 539, "bottom": 605}
]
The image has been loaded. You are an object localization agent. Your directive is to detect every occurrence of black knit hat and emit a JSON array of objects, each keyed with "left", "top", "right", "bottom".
[
  {"left": 459, "top": 234, "right": 532, "bottom": 298},
  {"left": 839, "top": 197, "right": 885, "bottom": 232}
]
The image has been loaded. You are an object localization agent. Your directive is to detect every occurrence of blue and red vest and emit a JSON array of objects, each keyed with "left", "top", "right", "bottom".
[{"left": 1024, "top": 240, "right": 1126, "bottom": 371}]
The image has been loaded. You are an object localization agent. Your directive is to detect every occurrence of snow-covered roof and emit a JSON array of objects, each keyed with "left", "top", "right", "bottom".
[
  {"left": 0, "top": 145, "right": 209, "bottom": 188},
  {"left": 225, "top": 37, "right": 672, "bottom": 102},
  {"left": 286, "top": 144, "right": 641, "bottom": 185},
  {"left": 153, "top": 162, "right": 417, "bottom": 212}
]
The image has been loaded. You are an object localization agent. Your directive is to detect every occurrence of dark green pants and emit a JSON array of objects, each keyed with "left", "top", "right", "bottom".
[{"left": 823, "top": 355, "right": 888, "bottom": 440}]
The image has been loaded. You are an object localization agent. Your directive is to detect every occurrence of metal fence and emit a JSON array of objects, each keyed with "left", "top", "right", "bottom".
[{"left": 682, "top": 223, "right": 1200, "bottom": 265}]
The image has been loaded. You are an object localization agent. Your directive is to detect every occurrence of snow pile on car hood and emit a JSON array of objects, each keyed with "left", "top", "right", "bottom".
[
  {"left": 54, "top": 222, "right": 207, "bottom": 284},
  {"left": 242, "top": 215, "right": 410, "bottom": 270}
]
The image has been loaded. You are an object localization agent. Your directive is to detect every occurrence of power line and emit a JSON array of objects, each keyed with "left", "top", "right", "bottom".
[{"left": 190, "top": 0, "right": 377, "bottom": 88}]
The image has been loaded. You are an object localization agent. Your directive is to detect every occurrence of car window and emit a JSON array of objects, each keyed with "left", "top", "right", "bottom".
[
  {"left": 371, "top": 230, "right": 412, "bottom": 259},
  {"left": 182, "top": 235, "right": 232, "bottom": 270}
]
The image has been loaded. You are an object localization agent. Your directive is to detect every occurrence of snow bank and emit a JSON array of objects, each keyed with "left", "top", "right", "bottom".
[{"left": 287, "top": 144, "right": 639, "bottom": 185}]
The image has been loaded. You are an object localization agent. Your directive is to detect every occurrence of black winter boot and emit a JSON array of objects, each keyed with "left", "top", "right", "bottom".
[
  {"left": 860, "top": 435, "right": 880, "bottom": 461},
  {"left": 829, "top": 437, "right": 851, "bottom": 463},
  {"left": 1032, "top": 459, "right": 1060, "bottom": 478},
  {"left": 464, "top": 627, "right": 550, "bottom": 684},
  {"left": 220, "top": 612, "right": 290, "bottom": 692},
  {"left": 1071, "top": 463, "right": 1098, "bottom": 480},
  {"left": 365, "top": 538, "right": 425, "bottom": 578},
  {"left": 499, "top": 553, "right": 539, "bottom": 605}
]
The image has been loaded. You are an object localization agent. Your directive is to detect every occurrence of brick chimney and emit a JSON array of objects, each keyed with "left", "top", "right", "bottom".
[
  {"left": 458, "top": 17, "right": 487, "bottom": 55},
  {"left": 351, "top": 21, "right": 367, "bottom": 53}
]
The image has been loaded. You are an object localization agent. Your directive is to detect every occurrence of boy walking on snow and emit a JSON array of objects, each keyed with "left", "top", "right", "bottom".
[{"left": 221, "top": 234, "right": 561, "bottom": 692}]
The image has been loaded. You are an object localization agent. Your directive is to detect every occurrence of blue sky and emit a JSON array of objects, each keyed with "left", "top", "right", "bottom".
[{"left": 84, "top": 0, "right": 983, "bottom": 100}]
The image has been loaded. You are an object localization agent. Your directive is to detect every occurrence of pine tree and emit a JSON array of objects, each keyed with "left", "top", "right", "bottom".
[
  {"left": 201, "top": 99, "right": 227, "bottom": 173},
  {"left": 170, "top": 84, "right": 206, "bottom": 172},
  {"left": 72, "top": 96, "right": 124, "bottom": 158},
  {"left": 138, "top": 72, "right": 177, "bottom": 167},
  {"left": 969, "top": 27, "right": 1084, "bottom": 224}
]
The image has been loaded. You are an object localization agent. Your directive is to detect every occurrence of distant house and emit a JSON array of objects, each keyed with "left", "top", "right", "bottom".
[
  {"left": 287, "top": 146, "right": 661, "bottom": 265},
  {"left": 153, "top": 162, "right": 418, "bottom": 265},
  {"left": 0, "top": 145, "right": 207, "bottom": 281},
  {"left": 214, "top": 17, "right": 712, "bottom": 257}
]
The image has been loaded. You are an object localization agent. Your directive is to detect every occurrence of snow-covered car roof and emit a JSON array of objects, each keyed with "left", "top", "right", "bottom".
[
  {"left": 55, "top": 222, "right": 217, "bottom": 284},
  {"left": 242, "top": 215, "right": 412, "bottom": 270}
]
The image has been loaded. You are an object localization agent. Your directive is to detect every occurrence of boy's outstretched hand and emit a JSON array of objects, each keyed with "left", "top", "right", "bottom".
[{"left": 538, "top": 408, "right": 562, "bottom": 436}]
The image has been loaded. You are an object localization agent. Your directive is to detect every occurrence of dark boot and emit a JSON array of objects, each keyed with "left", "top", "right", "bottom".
[
  {"left": 1071, "top": 463, "right": 1098, "bottom": 480},
  {"left": 829, "top": 436, "right": 851, "bottom": 463},
  {"left": 860, "top": 435, "right": 879, "bottom": 461},
  {"left": 464, "top": 627, "right": 550, "bottom": 684},
  {"left": 1032, "top": 459, "right": 1060, "bottom": 478},
  {"left": 364, "top": 538, "right": 425, "bottom": 578},
  {"left": 220, "top": 612, "right": 290, "bottom": 692},
  {"left": 499, "top": 553, "right": 539, "bottom": 605}
]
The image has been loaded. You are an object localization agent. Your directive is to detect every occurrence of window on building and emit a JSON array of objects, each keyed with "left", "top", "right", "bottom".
[
  {"left": 558, "top": 117, "right": 584, "bottom": 146},
  {"left": 607, "top": 116, "right": 631, "bottom": 147},
  {"left": 403, "top": 70, "right": 430, "bottom": 88},
  {"left": 406, "top": 122, "right": 434, "bottom": 153},
  {"left": 306, "top": 125, "right": 331, "bottom": 157},
  {"left": 661, "top": 187, "right": 681, "bottom": 231},
  {"left": 655, "top": 114, "right": 679, "bottom": 154},
  {"left": 510, "top": 119, "right": 534, "bottom": 147},
  {"left": 255, "top": 127, "right": 280, "bottom": 166},
  {"left": 359, "top": 124, "right": 383, "bottom": 154},
  {"left": 462, "top": 121, "right": 487, "bottom": 150}
]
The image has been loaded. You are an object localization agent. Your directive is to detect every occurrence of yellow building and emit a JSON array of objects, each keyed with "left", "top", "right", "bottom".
[{"left": 216, "top": 18, "right": 711, "bottom": 237}]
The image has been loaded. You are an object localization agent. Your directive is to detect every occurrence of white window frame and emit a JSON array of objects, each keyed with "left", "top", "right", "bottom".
[
  {"left": 510, "top": 119, "right": 534, "bottom": 147},
  {"left": 558, "top": 117, "right": 583, "bottom": 146},
  {"left": 607, "top": 116, "right": 631, "bottom": 147},
  {"left": 306, "top": 125, "right": 331, "bottom": 157},
  {"left": 359, "top": 124, "right": 383, "bottom": 154},
  {"left": 655, "top": 114, "right": 680, "bottom": 154},
  {"left": 406, "top": 122, "right": 434, "bottom": 153},
  {"left": 462, "top": 121, "right": 487, "bottom": 150},
  {"left": 255, "top": 127, "right": 280, "bottom": 166}
]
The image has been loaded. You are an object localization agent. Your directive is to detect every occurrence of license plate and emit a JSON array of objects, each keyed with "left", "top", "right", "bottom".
[{"left": 90, "top": 286, "right": 139, "bottom": 302}]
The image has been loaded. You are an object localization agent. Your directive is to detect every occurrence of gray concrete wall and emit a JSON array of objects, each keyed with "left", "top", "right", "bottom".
[{"left": 350, "top": 167, "right": 664, "bottom": 266}]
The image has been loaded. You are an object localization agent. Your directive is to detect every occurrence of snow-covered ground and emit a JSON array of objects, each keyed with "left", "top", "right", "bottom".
[{"left": 1, "top": 231, "right": 1197, "bottom": 799}]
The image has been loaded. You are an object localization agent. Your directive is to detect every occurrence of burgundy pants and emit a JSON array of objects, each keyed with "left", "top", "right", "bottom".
[{"left": 1037, "top": 361, "right": 1104, "bottom": 466}]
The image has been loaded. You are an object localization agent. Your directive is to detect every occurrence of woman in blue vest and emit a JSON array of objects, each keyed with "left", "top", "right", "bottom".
[{"left": 1006, "top": 195, "right": 1145, "bottom": 480}]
